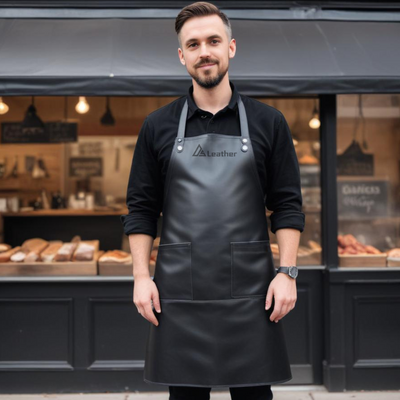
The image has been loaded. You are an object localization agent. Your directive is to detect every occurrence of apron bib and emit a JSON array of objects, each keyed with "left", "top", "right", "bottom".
[{"left": 144, "top": 96, "right": 292, "bottom": 387}]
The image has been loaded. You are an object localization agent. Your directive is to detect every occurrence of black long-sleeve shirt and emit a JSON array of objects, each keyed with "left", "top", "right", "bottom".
[{"left": 121, "top": 81, "right": 305, "bottom": 239}]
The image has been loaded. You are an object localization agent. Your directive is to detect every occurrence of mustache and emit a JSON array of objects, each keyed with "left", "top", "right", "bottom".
[{"left": 196, "top": 60, "right": 219, "bottom": 68}]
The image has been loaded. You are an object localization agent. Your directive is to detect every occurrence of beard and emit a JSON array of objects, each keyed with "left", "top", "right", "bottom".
[{"left": 190, "top": 59, "right": 229, "bottom": 89}]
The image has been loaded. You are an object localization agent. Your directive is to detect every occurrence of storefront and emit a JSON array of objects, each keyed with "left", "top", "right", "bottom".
[{"left": 0, "top": 1, "right": 399, "bottom": 394}]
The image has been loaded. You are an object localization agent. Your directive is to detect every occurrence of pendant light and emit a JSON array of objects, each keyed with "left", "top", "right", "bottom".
[
  {"left": 309, "top": 99, "right": 321, "bottom": 129},
  {"left": 75, "top": 96, "right": 90, "bottom": 114},
  {"left": 100, "top": 96, "right": 115, "bottom": 126},
  {"left": 0, "top": 97, "right": 9, "bottom": 115},
  {"left": 21, "top": 96, "right": 45, "bottom": 133}
]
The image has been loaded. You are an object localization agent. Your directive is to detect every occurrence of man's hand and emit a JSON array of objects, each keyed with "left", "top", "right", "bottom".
[
  {"left": 133, "top": 276, "right": 162, "bottom": 326},
  {"left": 265, "top": 272, "right": 297, "bottom": 323}
]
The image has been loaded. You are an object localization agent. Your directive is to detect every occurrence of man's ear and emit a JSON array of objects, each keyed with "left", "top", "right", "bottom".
[
  {"left": 178, "top": 48, "right": 186, "bottom": 66},
  {"left": 228, "top": 38, "right": 236, "bottom": 59}
]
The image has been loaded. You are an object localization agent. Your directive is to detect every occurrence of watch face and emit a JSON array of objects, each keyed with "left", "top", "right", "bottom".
[{"left": 289, "top": 266, "right": 298, "bottom": 278}]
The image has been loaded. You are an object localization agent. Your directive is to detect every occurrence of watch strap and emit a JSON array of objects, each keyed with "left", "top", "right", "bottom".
[{"left": 276, "top": 266, "right": 298, "bottom": 278}]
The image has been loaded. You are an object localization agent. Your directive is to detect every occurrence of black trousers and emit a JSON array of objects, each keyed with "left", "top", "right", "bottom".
[{"left": 169, "top": 384, "right": 273, "bottom": 400}]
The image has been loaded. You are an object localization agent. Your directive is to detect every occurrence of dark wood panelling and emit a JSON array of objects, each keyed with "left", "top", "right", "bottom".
[
  {"left": 88, "top": 298, "right": 149, "bottom": 369},
  {"left": 0, "top": 298, "right": 73, "bottom": 370},
  {"left": 0, "top": 270, "right": 324, "bottom": 393},
  {"left": 324, "top": 269, "right": 400, "bottom": 391}
]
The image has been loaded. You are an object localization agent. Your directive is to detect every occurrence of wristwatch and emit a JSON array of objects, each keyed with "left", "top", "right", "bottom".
[{"left": 276, "top": 266, "right": 298, "bottom": 279}]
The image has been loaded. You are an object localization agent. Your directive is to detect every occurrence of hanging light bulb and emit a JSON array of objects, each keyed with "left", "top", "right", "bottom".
[
  {"left": 75, "top": 96, "right": 90, "bottom": 114},
  {"left": 309, "top": 99, "right": 321, "bottom": 129},
  {"left": 0, "top": 97, "right": 9, "bottom": 115}
]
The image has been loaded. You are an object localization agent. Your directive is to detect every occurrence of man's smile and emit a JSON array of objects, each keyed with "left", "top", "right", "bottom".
[{"left": 198, "top": 63, "right": 216, "bottom": 69}]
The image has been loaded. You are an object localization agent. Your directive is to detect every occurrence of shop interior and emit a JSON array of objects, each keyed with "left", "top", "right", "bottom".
[{"left": 0, "top": 93, "right": 398, "bottom": 275}]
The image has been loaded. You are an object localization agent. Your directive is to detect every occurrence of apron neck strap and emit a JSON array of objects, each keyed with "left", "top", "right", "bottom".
[{"left": 177, "top": 95, "right": 249, "bottom": 139}]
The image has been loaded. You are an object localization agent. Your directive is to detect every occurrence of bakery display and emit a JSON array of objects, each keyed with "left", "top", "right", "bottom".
[
  {"left": 8, "top": 238, "right": 50, "bottom": 263},
  {"left": 338, "top": 234, "right": 382, "bottom": 255},
  {"left": 0, "top": 236, "right": 100, "bottom": 276},
  {"left": 338, "top": 234, "right": 387, "bottom": 267}
]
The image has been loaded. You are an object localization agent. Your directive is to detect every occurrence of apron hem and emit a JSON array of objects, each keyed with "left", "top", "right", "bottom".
[{"left": 143, "top": 376, "right": 293, "bottom": 388}]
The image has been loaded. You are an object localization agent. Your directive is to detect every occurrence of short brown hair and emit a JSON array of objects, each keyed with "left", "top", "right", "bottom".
[{"left": 175, "top": 1, "right": 232, "bottom": 47}]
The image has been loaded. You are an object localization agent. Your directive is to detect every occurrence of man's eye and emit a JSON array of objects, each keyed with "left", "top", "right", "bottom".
[
  {"left": 211, "top": 40, "right": 219, "bottom": 44},
  {"left": 188, "top": 43, "right": 197, "bottom": 48}
]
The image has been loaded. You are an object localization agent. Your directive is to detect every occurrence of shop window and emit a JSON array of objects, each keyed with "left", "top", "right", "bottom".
[
  {"left": 260, "top": 98, "right": 322, "bottom": 266},
  {"left": 337, "top": 94, "right": 400, "bottom": 268}
]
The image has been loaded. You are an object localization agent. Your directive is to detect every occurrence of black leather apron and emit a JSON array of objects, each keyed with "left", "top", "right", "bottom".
[{"left": 144, "top": 96, "right": 292, "bottom": 387}]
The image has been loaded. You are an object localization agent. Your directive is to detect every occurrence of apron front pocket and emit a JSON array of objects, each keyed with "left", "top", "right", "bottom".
[
  {"left": 231, "top": 240, "right": 273, "bottom": 297},
  {"left": 153, "top": 242, "right": 192, "bottom": 300}
]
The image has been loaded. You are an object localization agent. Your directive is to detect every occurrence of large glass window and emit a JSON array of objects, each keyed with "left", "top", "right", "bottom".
[
  {"left": 260, "top": 98, "right": 322, "bottom": 266},
  {"left": 0, "top": 95, "right": 322, "bottom": 276},
  {"left": 337, "top": 94, "right": 400, "bottom": 268}
]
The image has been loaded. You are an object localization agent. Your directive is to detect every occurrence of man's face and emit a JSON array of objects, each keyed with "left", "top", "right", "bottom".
[{"left": 178, "top": 15, "right": 236, "bottom": 89}]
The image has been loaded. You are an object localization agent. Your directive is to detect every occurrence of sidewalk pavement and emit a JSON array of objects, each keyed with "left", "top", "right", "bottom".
[{"left": 0, "top": 386, "right": 399, "bottom": 400}]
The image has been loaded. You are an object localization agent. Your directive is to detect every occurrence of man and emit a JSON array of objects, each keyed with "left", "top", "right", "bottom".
[{"left": 121, "top": 2, "right": 305, "bottom": 400}]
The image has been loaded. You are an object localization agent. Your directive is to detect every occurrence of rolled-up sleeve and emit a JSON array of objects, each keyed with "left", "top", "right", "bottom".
[
  {"left": 266, "top": 113, "right": 305, "bottom": 234},
  {"left": 120, "top": 117, "right": 162, "bottom": 239}
]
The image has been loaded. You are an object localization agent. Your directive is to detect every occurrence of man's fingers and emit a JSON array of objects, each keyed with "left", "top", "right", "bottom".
[
  {"left": 265, "top": 287, "right": 274, "bottom": 310},
  {"left": 274, "top": 303, "right": 289, "bottom": 323},
  {"left": 143, "top": 303, "right": 159, "bottom": 326},
  {"left": 269, "top": 299, "right": 282, "bottom": 322},
  {"left": 272, "top": 299, "right": 296, "bottom": 322},
  {"left": 152, "top": 292, "right": 162, "bottom": 313}
]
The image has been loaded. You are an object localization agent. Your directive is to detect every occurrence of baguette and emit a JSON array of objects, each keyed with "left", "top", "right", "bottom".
[
  {"left": 40, "top": 241, "right": 63, "bottom": 262},
  {"left": 10, "top": 250, "right": 27, "bottom": 262},
  {"left": 0, "top": 246, "right": 21, "bottom": 262},
  {"left": 21, "top": 238, "right": 49, "bottom": 254},
  {"left": 21, "top": 238, "right": 49, "bottom": 263}
]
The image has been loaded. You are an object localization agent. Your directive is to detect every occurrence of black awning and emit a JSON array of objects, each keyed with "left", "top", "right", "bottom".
[{"left": 0, "top": 17, "right": 399, "bottom": 96}]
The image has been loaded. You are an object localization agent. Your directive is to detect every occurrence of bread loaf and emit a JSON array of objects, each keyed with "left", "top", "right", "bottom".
[
  {"left": 21, "top": 238, "right": 49, "bottom": 254},
  {"left": 72, "top": 241, "right": 96, "bottom": 261},
  {"left": 10, "top": 250, "right": 27, "bottom": 262},
  {"left": 388, "top": 248, "right": 400, "bottom": 259},
  {"left": 0, "top": 244, "right": 11, "bottom": 253},
  {"left": 55, "top": 242, "right": 78, "bottom": 262},
  {"left": 99, "top": 250, "right": 131, "bottom": 263},
  {"left": 0, "top": 247, "right": 21, "bottom": 262},
  {"left": 40, "top": 241, "right": 63, "bottom": 262}
]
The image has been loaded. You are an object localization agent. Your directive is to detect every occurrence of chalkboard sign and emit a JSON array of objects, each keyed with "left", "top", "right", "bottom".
[
  {"left": 337, "top": 180, "right": 388, "bottom": 217},
  {"left": 69, "top": 157, "right": 103, "bottom": 178},
  {"left": 337, "top": 140, "right": 374, "bottom": 176},
  {"left": 1, "top": 121, "right": 77, "bottom": 143}
]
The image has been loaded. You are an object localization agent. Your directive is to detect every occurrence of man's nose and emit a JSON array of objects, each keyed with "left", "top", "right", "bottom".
[{"left": 199, "top": 43, "right": 211, "bottom": 58}]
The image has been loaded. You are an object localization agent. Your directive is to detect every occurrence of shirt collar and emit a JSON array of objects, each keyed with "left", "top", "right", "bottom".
[{"left": 186, "top": 80, "right": 239, "bottom": 119}]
